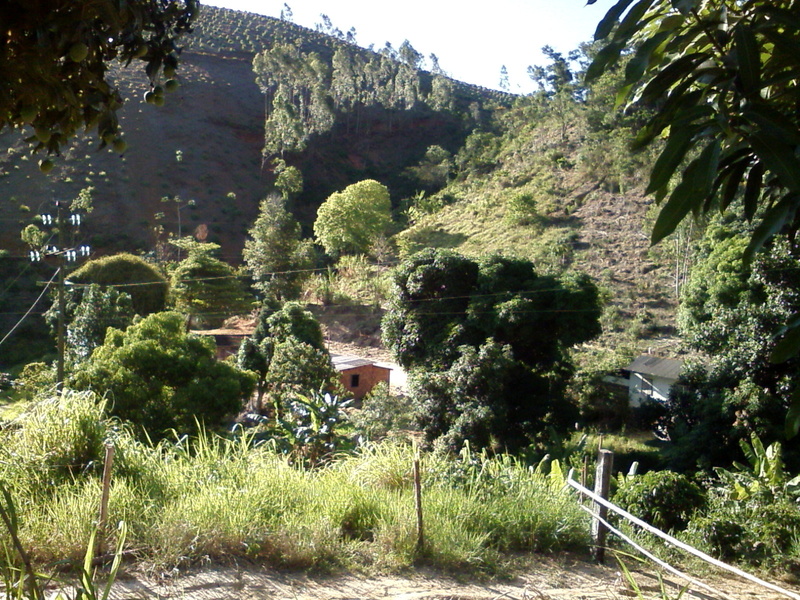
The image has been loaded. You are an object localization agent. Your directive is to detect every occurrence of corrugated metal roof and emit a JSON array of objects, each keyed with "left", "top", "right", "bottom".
[
  {"left": 331, "top": 354, "right": 384, "bottom": 371},
  {"left": 624, "top": 355, "right": 683, "bottom": 380}
]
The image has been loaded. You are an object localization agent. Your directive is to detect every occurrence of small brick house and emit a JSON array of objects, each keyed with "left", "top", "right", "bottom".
[{"left": 331, "top": 354, "right": 391, "bottom": 401}]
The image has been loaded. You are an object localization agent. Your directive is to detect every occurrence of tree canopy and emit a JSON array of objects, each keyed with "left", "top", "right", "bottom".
[
  {"left": 662, "top": 220, "right": 800, "bottom": 470},
  {"left": 1, "top": 0, "right": 197, "bottom": 154},
  {"left": 237, "top": 302, "right": 336, "bottom": 415},
  {"left": 69, "top": 253, "right": 168, "bottom": 315},
  {"left": 382, "top": 249, "right": 602, "bottom": 450},
  {"left": 587, "top": 0, "right": 800, "bottom": 429},
  {"left": 71, "top": 311, "right": 254, "bottom": 439},
  {"left": 169, "top": 241, "right": 253, "bottom": 328},
  {"left": 242, "top": 195, "right": 315, "bottom": 302},
  {"left": 314, "top": 179, "right": 392, "bottom": 256},
  {"left": 383, "top": 250, "right": 602, "bottom": 371}
]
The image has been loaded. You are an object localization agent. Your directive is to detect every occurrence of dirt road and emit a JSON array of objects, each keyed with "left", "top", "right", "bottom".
[{"left": 105, "top": 556, "right": 795, "bottom": 600}]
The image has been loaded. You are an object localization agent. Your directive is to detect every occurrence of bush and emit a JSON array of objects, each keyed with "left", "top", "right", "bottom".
[
  {"left": 348, "top": 382, "right": 415, "bottom": 441},
  {"left": 69, "top": 253, "right": 168, "bottom": 315},
  {"left": 613, "top": 470, "right": 705, "bottom": 532},
  {"left": 687, "top": 499, "right": 800, "bottom": 564},
  {"left": 71, "top": 312, "right": 255, "bottom": 439}
]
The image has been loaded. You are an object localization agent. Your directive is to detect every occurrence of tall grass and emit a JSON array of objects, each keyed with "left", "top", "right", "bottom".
[{"left": 0, "top": 392, "right": 591, "bottom": 574}]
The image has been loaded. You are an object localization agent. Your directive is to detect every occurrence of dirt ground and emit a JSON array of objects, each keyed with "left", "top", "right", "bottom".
[{"left": 104, "top": 556, "right": 797, "bottom": 600}]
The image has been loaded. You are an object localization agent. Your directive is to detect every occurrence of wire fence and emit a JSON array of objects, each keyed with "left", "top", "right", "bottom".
[{"left": 567, "top": 454, "right": 800, "bottom": 600}]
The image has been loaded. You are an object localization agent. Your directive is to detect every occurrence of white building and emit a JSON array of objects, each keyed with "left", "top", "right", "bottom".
[{"left": 624, "top": 355, "right": 684, "bottom": 407}]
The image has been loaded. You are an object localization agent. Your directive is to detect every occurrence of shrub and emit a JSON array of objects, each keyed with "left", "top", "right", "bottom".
[
  {"left": 613, "top": 470, "right": 705, "bottom": 532},
  {"left": 69, "top": 253, "right": 168, "bottom": 315},
  {"left": 348, "top": 382, "right": 415, "bottom": 441}
]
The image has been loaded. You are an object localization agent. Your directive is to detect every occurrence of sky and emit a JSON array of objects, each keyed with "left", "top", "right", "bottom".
[{"left": 202, "top": 0, "right": 611, "bottom": 94}]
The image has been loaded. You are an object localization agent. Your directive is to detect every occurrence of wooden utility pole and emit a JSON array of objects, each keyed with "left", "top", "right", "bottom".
[
  {"left": 413, "top": 455, "right": 424, "bottom": 552},
  {"left": 96, "top": 443, "right": 115, "bottom": 559},
  {"left": 591, "top": 449, "right": 613, "bottom": 563},
  {"left": 56, "top": 201, "right": 66, "bottom": 391}
]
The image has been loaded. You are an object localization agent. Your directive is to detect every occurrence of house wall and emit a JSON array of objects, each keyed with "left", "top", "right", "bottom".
[
  {"left": 339, "top": 364, "right": 391, "bottom": 401},
  {"left": 628, "top": 373, "right": 674, "bottom": 407}
]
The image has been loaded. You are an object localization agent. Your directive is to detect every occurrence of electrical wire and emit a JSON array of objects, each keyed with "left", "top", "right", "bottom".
[{"left": 0, "top": 268, "right": 59, "bottom": 350}]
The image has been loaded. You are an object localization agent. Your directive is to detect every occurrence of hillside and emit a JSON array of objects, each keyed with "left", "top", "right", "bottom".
[
  {"left": 0, "top": 6, "right": 507, "bottom": 259},
  {"left": 394, "top": 92, "right": 680, "bottom": 353},
  {"left": 0, "top": 5, "right": 678, "bottom": 366}
]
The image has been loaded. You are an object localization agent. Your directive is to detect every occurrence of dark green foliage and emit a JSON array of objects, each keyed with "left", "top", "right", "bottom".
[
  {"left": 71, "top": 311, "right": 255, "bottom": 439},
  {"left": 1, "top": 0, "right": 196, "bottom": 154},
  {"left": 588, "top": 0, "right": 800, "bottom": 387},
  {"left": 265, "top": 337, "right": 339, "bottom": 417},
  {"left": 263, "top": 302, "right": 325, "bottom": 351},
  {"left": 685, "top": 436, "right": 800, "bottom": 565},
  {"left": 242, "top": 195, "right": 315, "bottom": 303},
  {"left": 382, "top": 249, "right": 479, "bottom": 370},
  {"left": 383, "top": 249, "right": 602, "bottom": 371},
  {"left": 272, "top": 391, "right": 354, "bottom": 467},
  {"left": 662, "top": 222, "right": 800, "bottom": 471},
  {"left": 237, "top": 302, "right": 335, "bottom": 415},
  {"left": 66, "top": 284, "right": 134, "bottom": 363},
  {"left": 614, "top": 471, "right": 705, "bottom": 532},
  {"left": 69, "top": 253, "right": 168, "bottom": 315},
  {"left": 348, "top": 382, "right": 416, "bottom": 441},
  {"left": 383, "top": 249, "right": 601, "bottom": 451},
  {"left": 410, "top": 341, "right": 562, "bottom": 452},
  {"left": 588, "top": 0, "right": 800, "bottom": 252},
  {"left": 169, "top": 244, "right": 254, "bottom": 328}
]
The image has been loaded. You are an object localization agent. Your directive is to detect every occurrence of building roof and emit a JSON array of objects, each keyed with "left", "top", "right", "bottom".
[
  {"left": 624, "top": 355, "right": 684, "bottom": 380},
  {"left": 331, "top": 354, "right": 389, "bottom": 372},
  {"left": 190, "top": 328, "right": 251, "bottom": 337}
]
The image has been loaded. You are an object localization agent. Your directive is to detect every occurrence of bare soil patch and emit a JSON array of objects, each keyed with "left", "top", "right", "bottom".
[{"left": 105, "top": 557, "right": 795, "bottom": 600}]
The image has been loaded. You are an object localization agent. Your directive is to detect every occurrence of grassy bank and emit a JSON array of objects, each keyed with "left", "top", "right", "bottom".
[{"left": 0, "top": 391, "right": 590, "bottom": 575}]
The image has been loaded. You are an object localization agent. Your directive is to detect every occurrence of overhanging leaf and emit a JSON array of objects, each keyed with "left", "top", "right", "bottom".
[
  {"left": 645, "top": 126, "right": 696, "bottom": 195},
  {"left": 625, "top": 31, "right": 673, "bottom": 85},
  {"left": 615, "top": 0, "right": 657, "bottom": 40},
  {"left": 750, "top": 132, "right": 800, "bottom": 193},
  {"left": 786, "top": 387, "right": 800, "bottom": 439},
  {"left": 671, "top": 0, "right": 699, "bottom": 16},
  {"left": 651, "top": 141, "right": 720, "bottom": 244},
  {"left": 638, "top": 54, "right": 707, "bottom": 105},
  {"left": 743, "top": 162, "right": 764, "bottom": 220},
  {"left": 586, "top": 40, "right": 625, "bottom": 82},
  {"left": 734, "top": 24, "right": 761, "bottom": 96},
  {"left": 743, "top": 193, "right": 799, "bottom": 265},
  {"left": 594, "top": 0, "right": 636, "bottom": 41},
  {"left": 771, "top": 317, "right": 800, "bottom": 364},
  {"left": 715, "top": 152, "right": 752, "bottom": 211}
]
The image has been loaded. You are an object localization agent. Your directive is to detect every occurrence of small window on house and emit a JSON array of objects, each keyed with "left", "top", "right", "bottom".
[{"left": 350, "top": 374, "right": 360, "bottom": 388}]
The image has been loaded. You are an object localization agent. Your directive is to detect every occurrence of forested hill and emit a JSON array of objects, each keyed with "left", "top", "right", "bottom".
[
  {"left": 0, "top": 5, "right": 510, "bottom": 258},
  {"left": 0, "top": 5, "right": 678, "bottom": 362}
]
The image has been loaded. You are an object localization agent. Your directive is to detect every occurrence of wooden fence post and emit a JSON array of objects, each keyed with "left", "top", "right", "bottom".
[
  {"left": 413, "top": 454, "right": 424, "bottom": 553},
  {"left": 591, "top": 449, "right": 613, "bottom": 564},
  {"left": 96, "top": 443, "right": 115, "bottom": 559}
]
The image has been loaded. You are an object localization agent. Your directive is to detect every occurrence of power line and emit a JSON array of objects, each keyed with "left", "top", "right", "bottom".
[{"left": 0, "top": 268, "right": 59, "bottom": 350}]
